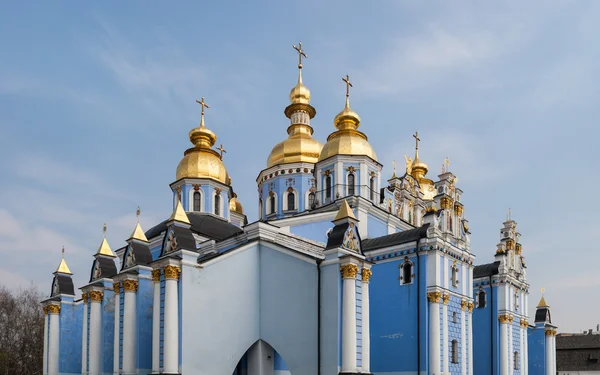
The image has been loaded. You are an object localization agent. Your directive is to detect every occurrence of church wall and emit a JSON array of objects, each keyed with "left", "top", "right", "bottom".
[
  {"left": 472, "top": 283, "right": 500, "bottom": 375},
  {"left": 528, "top": 326, "right": 547, "bottom": 375},
  {"left": 289, "top": 220, "right": 332, "bottom": 243},
  {"left": 274, "top": 349, "right": 290, "bottom": 375},
  {"left": 512, "top": 320, "right": 521, "bottom": 375},
  {"left": 59, "top": 299, "right": 82, "bottom": 374},
  {"left": 367, "top": 214, "right": 387, "bottom": 238},
  {"left": 150, "top": 244, "right": 162, "bottom": 260},
  {"left": 319, "top": 262, "right": 342, "bottom": 375},
  {"left": 261, "top": 172, "right": 315, "bottom": 219},
  {"left": 102, "top": 285, "right": 116, "bottom": 374},
  {"left": 136, "top": 272, "right": 153, "bottom": 374}
]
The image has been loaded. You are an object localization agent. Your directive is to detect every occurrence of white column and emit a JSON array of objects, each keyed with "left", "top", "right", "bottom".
[
  {"left": 468, "top": 304, "right": 474, "bottom": 375},
  {"left": 341, "top": 264, "right": 358, "bottom": 373},
  {"left": 88, "top": 291, "right": 103, "bottom": 375},
  {"left": 163, "top": 265, "right": 181, "bottom": 374},
  {"left": 82, "top": 295, "right": 88, "bottom": 375},
  {"left": 43, "top": 309, "right": 48, "bottom": 375},
  {"left": 523, "top": 322, "right": 529, "bottom": 375},
  {"left": 361, "top": 268, "right": 372, "bottom": 373},
  {"left": 509, "top": 318, "right": 513, "bottom": 375},
  {"left": 461, "top": 306, "right": 466, "bottom": 375},
  {"left": 442, "top": 295, "right": 449, "bottom": 374},
  {"left": 152, "top": 270, "right": 161, "bottom": 373},
  {"left": 113, "top": 283, "right": 120, "bottom": 375},
  {"left": 519, "top": 321, "right": 525, "bottom": 375},
  {"left": 545, "top": 331, "right": 552, "bottom": 375},
  {"left": 428, "top": 292, "right": 441, "bottom": 375},
  {"left": 551, "top": 332, "right": 557, "bottom": 375},
  {"left": 500, "top": 315, "right": 509, "bottom": 375},
  {"left": 47, "top": 304, "right": 60, "bottom": 375},
  {"left": 122, "top": 280, "right": 138, "bottom": 374}
]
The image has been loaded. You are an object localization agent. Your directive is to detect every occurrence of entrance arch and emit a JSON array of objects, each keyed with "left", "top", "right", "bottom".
[{"left": 231, "top": 340, "right": 290, "bottom": 375}]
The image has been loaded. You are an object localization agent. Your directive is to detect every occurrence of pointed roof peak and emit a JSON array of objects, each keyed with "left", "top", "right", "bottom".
[
  {"left": 537, "top": 295, "right": 549, "bottom": 308},
  {"left": 55, "top": 247, "right": 72, "bottom": 275},
  {"left": 334, "top": 199, "right": 357, "bottom": 222},
  {"left": 129, "top": 222, "right": 148, "bottom": 242},
  {"left": 169, "top": 199, "right": 191, "bottom": 225},
  {"left": 95, "top": 237, "right": 116, "bottom": 258}
]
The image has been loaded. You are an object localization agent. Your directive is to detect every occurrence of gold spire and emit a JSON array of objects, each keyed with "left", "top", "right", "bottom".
[
  {"left": 334, "top": 199, "right": 357, "bottom": 221},
  {"left": 169, "top": 199, "right": 191, "bottom": 225},
  {"left": 95, "top": 224, "right": 116, "bottom": 257},
  {"left": 129, "top": 206, "right": 148, "bottom": 242},
  {"left": 289, "top": 42, "right": 310, "bottom": 104},
  {"left": 410, "top": 131, "right": 428, "bottom": 178},
  {"left": 55, "top": 246, "right": 72, "bottom": 275},
  {"left": 537, "top": 288, "right": 549, "bottom": 308},
  {"left": 333, "top": 74, "right": 361, "bottom": 129}
]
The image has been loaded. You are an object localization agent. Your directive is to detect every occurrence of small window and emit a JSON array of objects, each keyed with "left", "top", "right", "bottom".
[
  {"left": 451, "top": 266, "right": 459, "bottom": 287},
  {"left": 214, "top": 194, "right": 220, "bottom": 216},
  {"left": 477, "top": 288, "right": 487, "bottom": 308},
  {"left": 193, "top": 191, "right": 201, "bottom": 211},
  {"left": 269, "top": 194, "right": 276, "bottom": 215},
  {"left": 325, "top": 176, "right": 332, "bottom": 199},
  {"left": 514, "top": 351, "right": 519, "bottom": 369},
  {"left": 452, "top": 311, "right": 457, "bottom": 323},
  {"left": 400, "top": 257, "right": 413, "bottom": 285},
  {"left": 370, "top": 177, "right": 375, "bottom": 201},
  {"left": 287, "top": 192, "right": 295, "bottom": 211},
  {"left": 308, "top": 192, "right": 315, "bottom": 208},
  {"left": 348, "top": 173, "right": 355, "bottom": 195},
  {"left": 451, "top": 340, "right": 459, "bottom": 363}
]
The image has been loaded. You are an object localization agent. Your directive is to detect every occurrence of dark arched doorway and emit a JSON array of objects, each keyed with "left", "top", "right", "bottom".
[{"left": 232, "top": 340, "right": 290, "bottom": 375}]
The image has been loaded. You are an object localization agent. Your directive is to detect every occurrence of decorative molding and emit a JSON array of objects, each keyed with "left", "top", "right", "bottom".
[
  {"left": 427, "top": 291, "right": 442, "bottom": 303},
  {"left": 454, "top": 204, "right": 463, "bottom": 217},
  {"left": 461, "top": 299, "right": 467, "bottom": 311},
  {"left": 113, "top": 282, "right": 120, "bottom": 294},
  {"left": 361, "top": 268, "right": 372, "bottom": 282},
  {"left": 516, "top": 243, "right": 522, "bottom": 255},
  {"left": 498, "top": 314, "right": 510, "bottom": 324},
  {"left": 47, "top": 304, "right": 61, "bottom": 314},
  {"left": 340, "top": 264, "right": 359, "bottom": 279},
  {"left": 508, "top": 315, "right": 514, "bottom": 324},
  {"left": 440, "top": 197, "right": 453, "bottom": 210},
  {"left": 152, "top": 269, "right": 161, "bottom": 283},
  {"left": 89, "top": 290, "right": 104, "bottom": 303},
  {"left": 506, "top": 239, "right": 515, "bottom": 250},
  {"left": 163, "top": 265, "right": 181, "bottom": 280},
  {"left": 520, "top": 319, "right": 529, "bottom": 328},
  {"left": 122, "top": 280, "right": 139, "bottom": 293},
  {"left": 442, "top": 293, "right": 450, "bottom": 305},
  {"left": 81, "top": 292, "right": 88, "bottom": 304},
  {"left": 43, "top": 306, "right": 49, "bottom": 315},
  {"left": 467, "top": 301, "right": 474, "bottom": 313}
]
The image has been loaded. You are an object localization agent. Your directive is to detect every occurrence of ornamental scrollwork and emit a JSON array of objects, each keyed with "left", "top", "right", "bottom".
[
  {"left": 81, "top": 292, "right": 88, "bottom": 304},
  {"left": 498, "top": 314, "right": 510, "bottom": 324},
  {"left": 467, "top": 301, "right": 474, "bottom": 313},
  {"left": 113, "top": 282, "right": 120, "bottom": 294},
  {"left": 163, "top": 265, "right": 181, "bottom": 280},
  {"left": 43, "top": 306, "right": 49, "bottom": 315},
  {"left": 442, "top": 293, "right": 450, "bottom": 305},
  {"left": 427, "top": 291, "right": 442, "bottom": 303},
  {"left": 89, "top": 291, "right": 104, "bottom": 303},
  {"left": 122, "top": 280, "right": 139, "bottom": 292},
  {"left": 152, "top": 269, "right": 161, "bottom": 282},
  {"left": 461, "top": 299, "right": 467, "bottom": 311},
  {"left": 361, "top": 268, "right": 373, "bottom": 282},
  {"left": 340, "top": 264, "right": 359, "bottom": 279},
  {"left": 47, "top": 305, "right": 61, "bottom": 314}
]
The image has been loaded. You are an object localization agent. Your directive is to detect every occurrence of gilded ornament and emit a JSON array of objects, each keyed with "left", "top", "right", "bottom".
[
  {"left": 122, "top": 280, "right": 139, "bottom": 292},
  {"left": 545, "top": 330, "right": 554, "bottom": 336},
  {"left": 520, "top": 319, "right": 528, "bottom": 328},
  {"left": 82, "top": 292, "right": 88, "bottom": 304},
  {"left": 467, "top": 302, "right": 474, "bottom": 313},
  {"left": 47, "top": 304, "right": 61, "bottom": 314},
  {"left": 508, "top": 315, "right": 514, "bottom": 324},
  {"left": 43, "top": 306, "right": 49, "bottom": 315},
  {"left": 498, "top": 314, "right": 510, "bottom": 324},
  {"left": 506, "top": 239, "right": 515, "bottom": 250},
  {"left": 516, "top": 244, "right": 522, "bottom": 255},
  {"left": 427, "top": 291, "right": 442, "bottom": 303},
  {"left": 442, "top": 293, "right": 450, "bottom": 305},
  {"left": 340, "top": 264, "right": 359, "bottom": 279},
  {"left": 454, "top": 204, "right": 463, "bottom": 217},
  {"left": 163, "top": 265, "right": 181, "bottom": 280},
  {"left": 89, "top": 290, "right": 104, "bottom": 303},
  {"left": 440, "top": 197, "right": 453, "bottom": 210},
  {"left": 361, "top": 268, "right": 373, "bottom": 282},
  {"left": 461, "top": 299, "right": 467, "bottom": 311},
  {"left": 113, "top": 282, "right": 120, "bottom": 294},
  {"left": 152, "top": 269, "right": 161, "bottom": 282}
]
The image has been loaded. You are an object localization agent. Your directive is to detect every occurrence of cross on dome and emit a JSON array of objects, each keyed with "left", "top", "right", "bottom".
[
  {"left": 195, "top": 97, "right": 210, "bottom": 127},
  {"left": 293, "top": 42, "right": 307, "bottom": 69},
  {"left": 217, "top": 144, "right": 227, "bottom": 160},
  {"left": 413, "top": 131, "right": 420, "bottom": 151}
]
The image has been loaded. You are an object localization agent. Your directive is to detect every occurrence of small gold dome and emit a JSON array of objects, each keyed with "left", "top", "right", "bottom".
[
  {"left": 289, "top": 81, "right": 310, "bottom": 104},
  {"left": 411, "top": 155, "right": 429, "bottom": 176},
  {"left": 229, "top": 194, "right": 244, "bottom": 214},
  {"left": 267, "top": 125, "right": 323, "bottom": 167}
]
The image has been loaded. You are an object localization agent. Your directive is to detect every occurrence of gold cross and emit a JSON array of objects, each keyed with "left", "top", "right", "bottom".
[
  {"left": 392, "top": 160, "right": 397, "bottom": 176},
  {"left": 217, "top": 144, "right": 227, "bottom": 160},
  {"left": 342, "top": 74, "right": 353, "bottom": 99},
  {"left": 195, "top": 97, "right": 210, "bottom": 126},
  {"left": 103, "top": 223, "right": 107, "bottom": 237},
  {"left": 293, "top": 42, "right": 307, "bottom": 69},
  {"left": 443, "top": 156, "right": 450, "bottom": 173},
  {"left": 62, "top": 246, "right": 65, "bottom": 258},
  {"left": 413, "top": 131, "right": 420, "bottom": 150},
  {"left": 136, "top": 206, "right": 141, "bottom": 223}
]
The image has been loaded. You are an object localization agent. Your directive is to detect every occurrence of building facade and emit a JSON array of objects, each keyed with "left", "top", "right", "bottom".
[{"left": 41, "top": 43, "right": 558, "bottom": 375}]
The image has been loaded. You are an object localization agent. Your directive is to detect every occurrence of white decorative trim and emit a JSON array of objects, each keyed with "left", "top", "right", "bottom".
[{"left": 266, "top": 191, "right": 278, "bottom": 216}]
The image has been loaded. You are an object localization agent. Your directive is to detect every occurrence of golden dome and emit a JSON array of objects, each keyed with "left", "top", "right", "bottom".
[
  {"left": 319, "top": 82, "right": 377, "bottom": 162},
  {"left": 229, "top": 194, "right": 244, "bottom": 214},
  {"left": 268, "top": 124, "right": 323, "bottom": 167},
  {"left": 289, "top": 75, "right": 310, "bottom": 104},
  {"left": 176, "top": 98, "right": 229, "bottom": 184}
]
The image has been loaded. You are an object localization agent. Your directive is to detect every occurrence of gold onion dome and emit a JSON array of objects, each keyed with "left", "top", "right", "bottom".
[
  {"left": 319, "top": 75, "right": 377, "bottom": 162},
  {"left": 229, "top": 193, "right": 244, "bottom": 214},
  {"left": 176, "top": 97, "right": 230, "bottom": 184},
  {"left": 267, "top": 42, "right": 323, "bottom": 168}
]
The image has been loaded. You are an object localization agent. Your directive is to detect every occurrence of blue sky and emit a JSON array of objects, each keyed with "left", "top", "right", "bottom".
[{"left": 1, "top": 1, "right": 598, "bottom": 333}]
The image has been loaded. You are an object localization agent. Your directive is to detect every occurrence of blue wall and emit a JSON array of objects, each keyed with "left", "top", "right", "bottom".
[
  {"left": 289, "top": 220, "right": 332, "bottom": 243},
  {"left": 137, "top": 273, "right": 154, "bottom": 373},
  {"left": 59, "top": 299, "right": 82, "bottom": 374},
  {"left": 260, "top": 171, "right": 315, "bottom": 219},
  {"left": 319, "top": 262, "right": 341, "bottom": 375},
  {"left": 528, "top": 326, "right": 546, "bottom": 375},
  {"left": 367, "top": 214, "right": 387, "bottom": 239},
  {"left": 102, "top": 286, "right": 115, "bottom": 374},
  {"left": 472, "top": 283, "right": 499, "bottom": 375}
]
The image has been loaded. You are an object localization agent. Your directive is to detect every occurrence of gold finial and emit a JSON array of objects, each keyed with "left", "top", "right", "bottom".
[
  {"left": 342, "top": 74, "right": 353, "bottom": 108},
  {"left": 413, "top": 131, "right": 420, "bottom": 151},
  {"left": 541, "top": 287, "right": 545, "bottom": 294},
  {"left": 55, "top": 246, "right": 72, "bottom": 275},
  {"left": 130, "top": 207, "right": 148, "bottom": 242},
  {"left": 103, "top": 223, "right": 107, "bottom": 238},
  {"left": 62, "top": 246, "right": 65, "bottom": 258},
  {"left": 392, "top": 160, "right": 397, "bottom": 178},
  {"left": 217, "top": 144, "right": 227, "bottom": 160},
  {"left": 96, "top": 224, "right": 116, "bottom": 258},
  {"left": 136, "top": 206, "right": 141, "bottom": 223},
  {"left": 195, "top": 97, "right": 210, "bottom": 127},
  {"left": 537, "top": 289, "right": 549, "bottom": 308},
  {"left": 293, "top": 42, "right": 307, "bottom": 71},
  {"left": 442, "top": 156, "right": 450, "bottom": 174}
]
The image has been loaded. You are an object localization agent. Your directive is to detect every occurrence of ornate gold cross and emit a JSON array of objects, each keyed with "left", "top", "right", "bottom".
[
  {"left": 217, "top": 144, "right": 227, "bottom": 160},
  {"left": 293, "top": 42, "right": 307, "bottom": 69},
  {"left": 413, "top": 131, "right": 420, "bottom": 150},
  {"left": 342, "top": 74, "right": 353, "bottom": 100},
  {"left": 195, "top": 97, "right": 210, "bottom": 126}
]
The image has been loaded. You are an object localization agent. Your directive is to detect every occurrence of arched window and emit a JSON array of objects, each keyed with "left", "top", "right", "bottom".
[
  {"left": 451, "top": 340, "right": 459, "bottom": 363},
  {"left": 193, "top": 191, "right": 201, "bottom": 212},
  {"left": 348, "top": 173, "right": 355, "bottom": 195},
  {"left": 308, "top": 192, "right": 315, "bottom": 208},
  {"left": 214, "top": 194, "right": 220, "bottom": 216},
  {"left": 287, "top": 191, "right": 295, "bottom": 211},
  {"left": 477, "top": 288, "right": 486, "bottom": 308},
  {"left": 451, "top": 264, "right": 459, "bottom": 288},
  {"left": 370, "top": 176, "right": 375, "bottom": 201},
  {"left": 269, "top": 194, "right": 276, "bottom": 215},
  {"left": 325, "top": 176, "right": 332, "bottom": 200},
  {"left": 514, "top": 351, "right": 519, "bottom": 369},
  {"left": 400, "top": 257, "right": 413, "bottom": 285}
]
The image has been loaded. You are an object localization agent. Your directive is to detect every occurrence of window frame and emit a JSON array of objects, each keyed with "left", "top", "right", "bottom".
[
  {"left": 347, "top": 172, "right": 355, "bottom": 196},
  {"left": 193, "top": 191, "right": 202, "bottom": 212},
  {"left": 399, "top": 257, "right": 415, "bottom": 285},
  {"left": 451, "top": 340, "right": 459, "bottom": 364}
]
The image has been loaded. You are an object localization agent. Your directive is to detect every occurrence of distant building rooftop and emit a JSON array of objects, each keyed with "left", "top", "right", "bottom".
[{"left": 557, "top": 331, "right": 600, "bottom": 372}]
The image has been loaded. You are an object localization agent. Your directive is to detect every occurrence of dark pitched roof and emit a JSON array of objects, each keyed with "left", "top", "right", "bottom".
[
  {"left": 535, "top": 307, "right": 552, "bottom": 324},
  {"left": 473, "top": 261, "right": 500, "bottom": 278},
  {"left": 171, "top": 225, "right": 197, "bottom": 251},
  {"left": 90, "top": 257, "right": 117, "bottom": 282},
  {"left": 145, "top": 212, "right": 242, "bottom": 242},
  {"left": 557, "top": 334, "right": 600, "bottom": 371},
  {"left": 51, "top": 275, "right": 74, "bottom": 296},
  {"left": 121, "top": 242, "right": 153, "bottom": 271},
  {"left": 325, "top": 222, "right": 349, "bottom": 250},
  {"left": 362, "top": 224, "right": 429, "bottom": 252}
]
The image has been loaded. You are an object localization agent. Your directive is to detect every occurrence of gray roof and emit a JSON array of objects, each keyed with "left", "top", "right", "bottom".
[
  {"left": 362, "top": 224, "right": 429, "bottom": 252},
  {"left": 473, "top": 261, "right": 500, "bottom": 278},
  {"left": 557, "top": 334, "right": 600, "bottom": 371},
  {"left": 145, "top": 212, "right": 243, "bottom": 242}
]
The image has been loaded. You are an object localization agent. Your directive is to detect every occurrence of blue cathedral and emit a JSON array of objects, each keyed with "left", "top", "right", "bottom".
[{"left": 42, "top": 43, "right": 559, "bottom": 375}]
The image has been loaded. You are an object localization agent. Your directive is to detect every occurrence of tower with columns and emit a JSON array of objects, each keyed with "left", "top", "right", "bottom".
[{"left": 41, "top": 42, "right": 558, "bottom": 375}]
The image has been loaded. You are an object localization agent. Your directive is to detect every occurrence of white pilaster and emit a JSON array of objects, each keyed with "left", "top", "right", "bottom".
[
  {"left": 152, "top": 270, "right": 161, "bottom": 374},
  {"left": 47, "top": 304, "right": 60, "bottom": 375},
  {"left": 88, "top": 291, "right": 103, "bottom": 375},
  {"left": 500, "top": 315, "right": 509, "bottom": 375},
  {"left": 545, "top": 331, "right": 552, "bottom": 375},
  {"left": 361, "top": 268, "right": 372, "bottom": 373},
  {"left": 551, "top": 333, "right": 557, "bottom": 375},
  {"left": 43, "top": 310, "right": 48, "bottom": 375},
  {"left": 461, "top": 308, "right": 466, "bottom": 375},
  {"left": 519, "top": 322, "right": 525, "bottom": 375},
  {"left": 443, "top": 296, "right": 449, "bottom": 374},
  {"left": 428, "top": 292, "right": 441, "bottom": 375},
  {"left": 468, "top": 304, "right": 474, "bottom": 375},
  {"left": 82, "top": 295, "right": 88, "bottom": 375},
  {"left": 163, "top": 265, "right": 180, "bottom": 374},
  {"left": 523, "top": 323, "right": 529, "bottom": 375},
  {"left": 122, "top": 280, "right": 138, "bottom": 374},
  {"left": 509, "top": 318, "right": 513, "bottom": 375},
  {"left": 113, "top": 284, "right": 120, "bottom": 375},
  {"left": 341, "top": 264, "right": 358, "bottom": 373}
]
